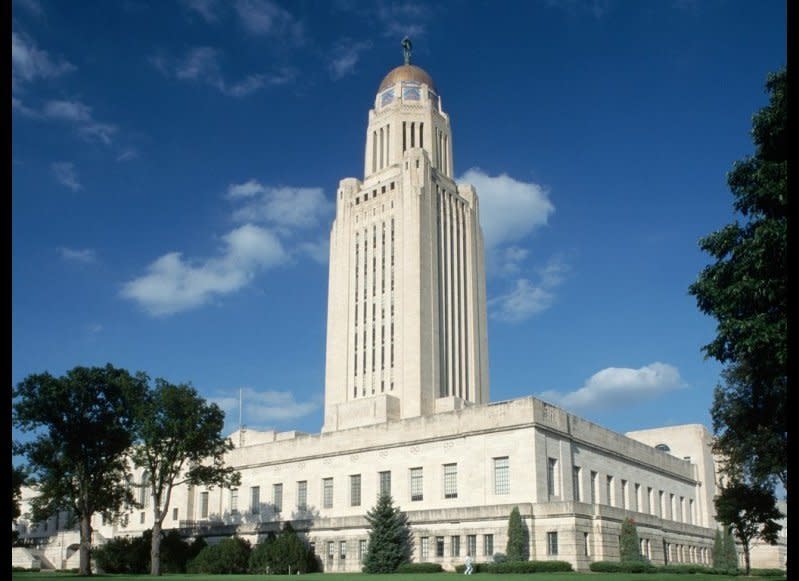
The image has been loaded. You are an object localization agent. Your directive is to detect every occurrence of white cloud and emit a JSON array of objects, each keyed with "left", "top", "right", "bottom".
[
  {"left": 376, "top": 1, "right": 432, "bottom": 38},
  {"left": 497, "top": 245, "right": 529, "bottom": 276},
  {"left": 459, "top": 168, "right": 554, "bottom": 250},
  {"left": 180, "top": 0, "right": 219, "bottom": 21},
  {"left": 539, "top": 362, "right": 686, "bottom": 413},
  {"left": 329, "top": 40, "right": 372, "bottom": 80},
  {"left": 489, "top": 255, "right": 568, "bottom": 322},
  {"left": 51, "top": 162, "right": 82, "bottom": 191},
  {"left": 121, "top": 224, "right": 287, "bottom": 316},
  {"left": 58, "top": 247, "right": 96, "bottom": 263},
  {"left": 157, "top": 47, "right": 288, "bottom": 97},
  {"left": 12, "top": 31, "right": 75, "bottom": 88},
  {"left": 212, "top": 387, "right": 320, "bottom": 431},
  {"left": 116, "top": 148, "right": 139, "bottom": 162},
  {"left": 299, "top": 239, "right": 330, "bottom": 264},
  {"left": 228, "top": 180, "right": 333, "bottom": 230},
  {"left": 42, "top": 100, "right": 92, "bottom": 122},
  {"left": 234, "top": 0, "right": 305, "bottom": 45}
]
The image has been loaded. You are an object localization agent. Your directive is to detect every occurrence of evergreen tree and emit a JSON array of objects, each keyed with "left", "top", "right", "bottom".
[
  {"left": 712, "top": 528, "right": 724, "bottom": 568},
  {"left": 722, "top": 526, "right": 739, "bottom": 571},
  {"left": 363, "top": 493, "right": 412, "bottom": 573},
  {"left": 619, "top": 517, "right": 643, "bottom": 562},
  {"left": 505, "top": 506, "right": 528, "bottom": 561}
]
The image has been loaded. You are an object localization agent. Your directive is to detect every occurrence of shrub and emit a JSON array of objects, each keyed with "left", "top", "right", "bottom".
[
  {"left": 749, "top": 569, "right": 785, "bottom": 577},
  {"left": 249, "top": 524, "right": 317, "bottom": 574},
  {"left": 590, "top": 560, "right": 656, "bottom": 573},
  {"left": 492, "top": 552, "right": 507, "bottom": 563},
  {"left": 659, "top": 564, "right": 711, "bottom": 574},
  {"left": 93, "top": 531, "right": 151, "bottom": 573},
  {"left": 467, "top": 560, "right": 573, "bottom": 573},
  {"left": 396, "top": 562, "right": 444, "bottom": 573},
  {"left": 187, "top": 536, "right": 251, "bottom": 574}
]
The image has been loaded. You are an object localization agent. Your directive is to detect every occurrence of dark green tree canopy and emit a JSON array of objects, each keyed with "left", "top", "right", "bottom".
[
  {"left": 689, "top": 68, "right": 786, "bottom": 488},
  {"left": 363, "top": 493, "right": 412, "bottom": 573},
  {"left": 12, "top": 364, "right": 149, "bottom": 575},
  {"left": 714, "top": 480, "right": 783, "bottom": 575}
]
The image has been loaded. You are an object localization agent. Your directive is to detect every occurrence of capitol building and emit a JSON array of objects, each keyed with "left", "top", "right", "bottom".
[{"left": 13, "top": 49, "right": 786, "bottom": 573}]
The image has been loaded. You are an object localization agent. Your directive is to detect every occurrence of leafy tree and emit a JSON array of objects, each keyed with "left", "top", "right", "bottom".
[
  {"left": 688, "top": 68, "right": 787, "bottom": 489},
  {"left": 619, "top": 517, "right": 643, "bottom": 562},
  {"left": 714, "top": 480, "right": 782, "bottom": 575},
  {"left": 363, "top": 492, "right": 413, "bottom": 573},
  {"left": 12, "top": 364, "right": 148, "bottom": 576},
  {"left": 130, "top": 379, "right": 241, "bottom": 576},
  {"left": 12, "top": 460, "right": 27, "bottom": 522},
  {"left": 249, "top": 523, "right": 317, "bottom": 573},
  {"left": 505, "top": 506, "right": 528, "bottom": 561}
]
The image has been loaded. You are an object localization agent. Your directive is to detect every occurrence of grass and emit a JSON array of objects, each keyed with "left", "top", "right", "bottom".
[{"left": 9, "top": 573, "right": 787, "bottom": 581}]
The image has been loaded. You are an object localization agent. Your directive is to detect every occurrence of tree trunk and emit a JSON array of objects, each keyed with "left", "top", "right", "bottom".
[
  {"left": 151, "top": 512, "right": 162, "bottom": 576},
  {"left": 743, "top": 543, "right": 751, "bottom": 576},
  {"left": 79, "top": 512, "right": 93, "bottom": 576}
]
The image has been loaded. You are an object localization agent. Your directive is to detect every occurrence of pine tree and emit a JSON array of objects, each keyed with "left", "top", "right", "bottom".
[
  {"left": 363, "top": 493, "right": 412, "bottom": 573},
  {"left": 712, "top": 528, "right": 724, "bottom": 568},
  {"left": 619, "top": 517, "right": 643, "bottom": 562},
  {"left": 723, "top": 526, "right": 739, "bottom": 571},
  {"left": 505, "top": 506, "right": 528, "bottom": 561}
]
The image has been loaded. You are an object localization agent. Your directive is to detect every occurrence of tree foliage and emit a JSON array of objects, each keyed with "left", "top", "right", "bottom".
[
  {"left": 12, "top": 364, "right": 148, "bottom": 576},
  {"left": 363, "top": 493, "right": 413, "bottom": 573},
  {"left": 248, "top": 523, "right": 318, "bottom": 573},
  {"left": 187, "top": 536, "right": 251, "bottom": 574},
  {"left": 130, "top": 379, "right": 241, "bottom": 576},
  {"left": 619, "top": 517, "right": 643, "bottom": 562},
  {"left": 714, "top": 480, "right": 782, "bottom": 575},
  {"left": 688, "top": 68, "right": 787, "bottom": 489},
  {"left": 505, "top": 506, "right": 529, "bottom": 561},
  {"left": 12, "top": 461, "right": 27, "bottom": 522}
]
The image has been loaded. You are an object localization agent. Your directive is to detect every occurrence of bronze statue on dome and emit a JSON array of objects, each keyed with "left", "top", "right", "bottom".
[{"left": 402, "top": 37, "right": 412, "bottom": 65}]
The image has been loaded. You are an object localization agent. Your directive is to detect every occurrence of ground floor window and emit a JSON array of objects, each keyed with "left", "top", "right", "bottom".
[
  {"left": 547, "top": 531, "right": 558, "bottom": 556},
  {"left": 420, "top": 536, "right": 429, "bottom": 559},
  {"left": 436, "top": 536, "right": 445, "bottom": 557},
  {"left": 450, "top": 535, "right": 460, "bottom": 557},
  {"left": 584, "top": 532, "right": 590, "bottom": 556},
  {"left": 467, "top": 534, "right": 477, "bottom": 557},
  {"left": 483, "top": 534, "right": 493, "bottom": 557}
]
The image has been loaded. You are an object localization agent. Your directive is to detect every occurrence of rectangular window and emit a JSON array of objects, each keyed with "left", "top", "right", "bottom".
[
  {"left": 621, "top": 479, "right": 629, "bottom": 509},
  {"left": 494, "top": 457, "right": 509, "bottom": 495},
  {"left": 351, "top": 474, "right": 362, "bottom": 507},
  {"left": 467, "top": 534, "right": 477, "bottom": 557},
  {"left": 230, "top": 489, "right": 239, "bottom": 514},
  {"left": 251, "top": 486, "right": 260, "bottom": 514},
  {"left": 379, "top": 470, "right": 391, "bottom": 497},
  {"left": 689, "top": 499, "right": 694, "bottom": 524},
  {"left": 547, "top": 458, "right": 559, "bottom": 497},
  {"left": 451, "top": 535, "right": 460, "bottom": 557},
  {"left": 573, "top": 466, "right": 581, "bottom": 502},
  {"left": 410, "top": 467, "right": 423, "bottom": 501},
  {"left": 297, "top": 481, "right": 307, "bottom": 511},
  {"left": 635, "top": 483, "right": 641, "bottom": 512},
  {"left": 140, "top": 511, "right": 145, "bottom": 524},
  {"left": 584, "top": 532, "right": 590, "bottom": 556},
  {"left": 327, "top": 541, "right": 334, "bottom": 561},
  {"left": 200, "top": 491, "right": 209, "bottom": 518},
  {"left": 420, "top": 537, "right": 429, "bottom": 559},
  {"left": 323, "top": 478, "right": 334, "bottom": 508},
  {"left": 443, "top": 463, "right": 458, "bottom": 498},
  {"left": 590, "top": 471, "right": 598, "bottom": 504},
  {"left": 670, "top": 493, "right": 676, "bottom": 521},
  {"left": 340, "top": 541, "right": 347, "bottom": 559},
  {"left": 648, "top": 487, "right": 655, "bottom": 515},
  {"left": 359, "top": 539, "right": 367, "bottom": 562},
  {"left": 436, "top": 536, "right": 445, "bottom": 558},
  {"left": 679, "top": 496, "right": 685, "bottom": 522},
  {"left": 273, "top": 483, "right": 283, "bottom": 513},
  {"left": 606, "top": 475, "right": 614, "bottom": 506},
  {"left": 659, "top": 490, "right": 665, "bottom": 517},
  {"left": 172, "top": 507, "right": 178, "bottom": 521},
  {"left": 547, "top": 531, "right": 558, "bottom": 556},
  {"left": 483, "top": 534, "right": 493, "bottom": 557}
]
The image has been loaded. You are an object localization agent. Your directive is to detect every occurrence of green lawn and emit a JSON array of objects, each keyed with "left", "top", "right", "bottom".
[{"left": 10, "top": 574, "right": 786, "bottom": 581}]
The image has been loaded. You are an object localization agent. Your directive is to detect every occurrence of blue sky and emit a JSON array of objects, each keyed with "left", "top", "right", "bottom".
[{"left": 12, "top": 0, "right": 786, "bottom": 443}]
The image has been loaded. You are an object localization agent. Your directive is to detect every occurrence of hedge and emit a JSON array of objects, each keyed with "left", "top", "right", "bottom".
[
  {"left": 589, "top": 561, "right": 657, "bottom": 573},
  {"left": 396, "top": 563, "right": 444, "bottom": 573},
  {"left": 455, "top": 560, "right": 572, "bottom": 573},
  {"left": 749, "top": 569, "right": 785, "bottom": 577}
]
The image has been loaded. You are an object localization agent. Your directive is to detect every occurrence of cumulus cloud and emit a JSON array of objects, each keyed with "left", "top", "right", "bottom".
[
  {"left": 58, "top": 247, "right": 96, "bottom": 263},
  {"left": 42, "top": 100, "right": 92, "bottom": 121},
  {"left": 51, "top": 162, "right": 82, "bottom": 191},
  {"left": 459, "top": 167, "right": 554, "bottom": 250},
  {"left": 155, "top": 47, "right": 292, "bottom": 97},
  {"left": 12, "top": 31, "right": 75, "bottom": 88},
  {"left": 489, "top": 255, "right": 568, "bottom": 321},
  {"left": 539, "top": 362, "right": 686, "bottom": 413},
  {"left": 212, "top": 386, "right": 320, "bottom": 432},
  {"left": 121, "top": 224, "right": 287, "bottom": 316},
  {"left": 329, "top": 39, "right": 372, "bottom": 80},
  {"left": 227, "top": 180, "right": 333, "bottom": 231}
]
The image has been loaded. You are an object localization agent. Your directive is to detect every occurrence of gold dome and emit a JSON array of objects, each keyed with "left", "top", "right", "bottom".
[{"left": 378, "top": 64, "right": 436, "bottom": 93}]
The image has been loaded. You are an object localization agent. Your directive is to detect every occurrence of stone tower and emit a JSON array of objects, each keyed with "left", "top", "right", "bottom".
[{"left": 323, "top": 49, "right": 489, "bottom": 432}]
